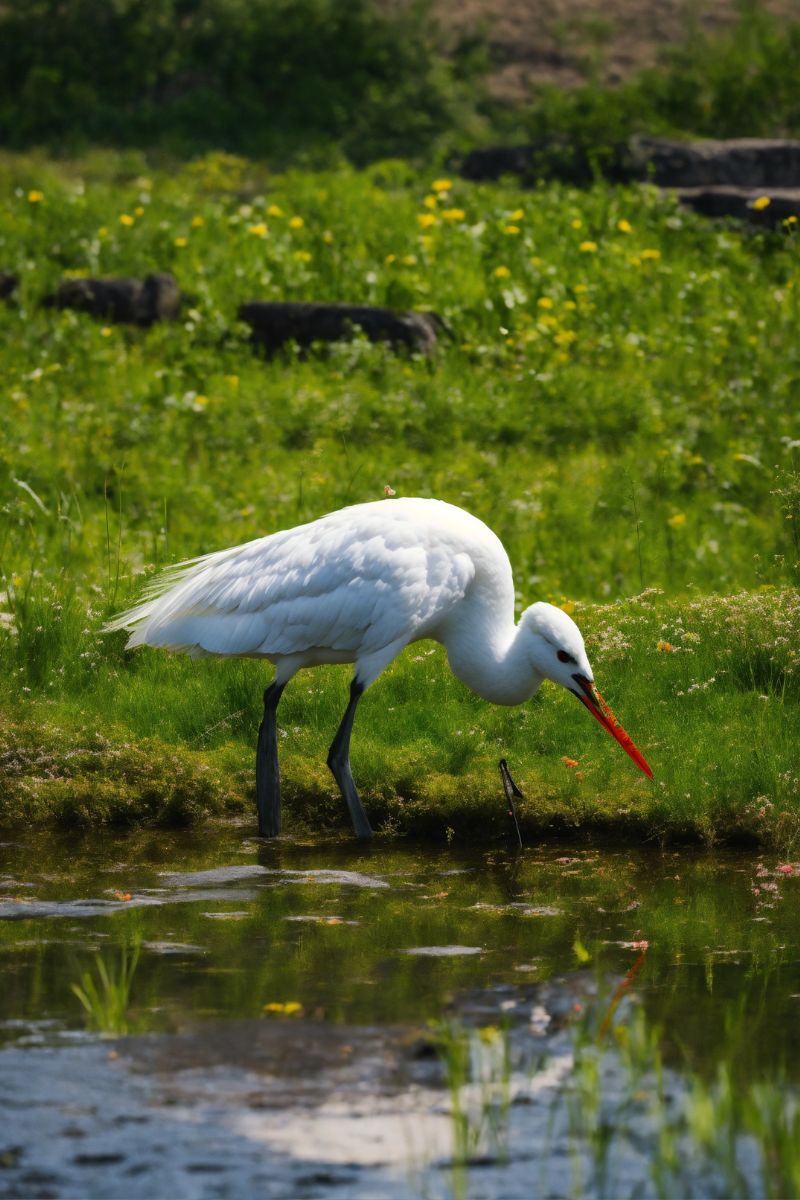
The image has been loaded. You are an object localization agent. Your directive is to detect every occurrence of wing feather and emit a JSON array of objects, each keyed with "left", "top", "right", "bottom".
[{"left": 105, "top": 501, "right": 476, "bottom": 659}]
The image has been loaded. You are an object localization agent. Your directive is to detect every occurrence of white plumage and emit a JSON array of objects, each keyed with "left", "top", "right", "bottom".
[{"left": 107, "top": 497, "right": 651, "bottom": 839}]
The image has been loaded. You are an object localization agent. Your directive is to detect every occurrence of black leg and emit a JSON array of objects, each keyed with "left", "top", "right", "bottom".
[
  {"left": 256, "top": 681, "right": 285, "bottom": 837},
  {"left": 327, "top": 679, "right": 373, "bottom": 840}
]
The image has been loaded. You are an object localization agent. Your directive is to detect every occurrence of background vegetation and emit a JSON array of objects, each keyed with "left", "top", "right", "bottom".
[
  {"left": 0, "top": 2, "right": 798, "bottom": 843},
  {"left": 1, "top": 150, "right": 798, "bottom": 843}
]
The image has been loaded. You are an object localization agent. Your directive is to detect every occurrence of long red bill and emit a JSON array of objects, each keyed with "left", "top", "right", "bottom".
[{"left": 579, "top": 687, "right": 653, "bottom": 779}]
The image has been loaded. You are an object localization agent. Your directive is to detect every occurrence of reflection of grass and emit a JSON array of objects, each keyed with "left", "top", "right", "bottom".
[
  {"left": 431, "top": 1019, "right": 512, "bottom": 1198},
  {"left": 71, "top": 938, "right": 141, "bottom": 1035},
  {"left": 431, "top": 995, "right": 800, "bottom": 1199}
]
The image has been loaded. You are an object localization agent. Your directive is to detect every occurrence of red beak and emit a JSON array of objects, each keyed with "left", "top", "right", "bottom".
[{"left": 572, "top": 677, "right": 653, "bottom": 779}]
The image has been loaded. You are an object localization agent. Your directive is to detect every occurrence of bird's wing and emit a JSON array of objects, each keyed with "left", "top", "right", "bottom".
[{"left": 106, "top": 504, "right": 476, "bottom": 659}]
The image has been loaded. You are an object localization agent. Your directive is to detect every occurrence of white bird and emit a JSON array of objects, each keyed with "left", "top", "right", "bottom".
[{"left": 106, "top": 497, "right": 652, "bottom": 839}]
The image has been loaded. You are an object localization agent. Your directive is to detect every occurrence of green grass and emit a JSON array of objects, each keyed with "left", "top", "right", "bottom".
[{"left": 0, "top": 152, "right": 798, "bottom": 844}]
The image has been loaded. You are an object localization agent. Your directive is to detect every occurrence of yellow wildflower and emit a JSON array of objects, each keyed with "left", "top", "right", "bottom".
[
  {"left": 288, "top": 215, "right": 304, "bottom": 229},
  {"left": 134, "top": 206, "right": 145, "bottom": 217},
  {"left": 571, "top": 218, "right": 583, "bottom": 230},
  {"left": 385, "top": 253, "right": 396, "bottom": 264},
  {"left": 657, "top": 640, "right": 675, "bottom": 653},
  {"left": 752, "top": 195, "right": 771, "bottom": 211},
  {"left": 554, "top": 329, "right": 577, "bottom": 346},
  {"left": 641, "top": 248, "right": 661, "bottom": 260},
  {"left": 423, "top": 194, "right": 438, "bottom": 209},
  {"left": 27, "top": 190, "right": 44, "bottom": 203},
  {"left": 560, "top": 600, "right": 575, "bottom": 615},
  {"left": 267, "top": 204, "right": 283, "bottom": 217},
  {"left": 630, "top": 256, "right": 642, "bottom": 267},
  {"left": 402, "top": 254, "right": 417, "bottom": 265},
  {"left": 174, "top": 236, "right": 187, "bottom": 247},
  {"left": 417, "top": 212, "right": 437, "bottom": 228},
  {"left": 100, "top": 327, "right": 113, "bottom": 337},
  {"left": 494, "top": 265, "right": 511, "bottom": 278},
  {"left": 537, "top": 297, "right": 554, "bottom": 309},
  {"left": 263, "top": 1001, "right": 303, "bottom": 1015},
  {"left": 248, "top": 223, "right": 268, "bottom": 237},
  {"left": 294, "top": 249, "right": 312, "bottom": 263},
  {"left": 193, "top": 394, "right": 208, "bottom": 407},
  {"left": 574, "top": 283, "right": 588, "bottom": 294},
  {"left": 667, "top": 512, "right": 686, "bottom": 528},
  {"left": 579, "top": 241, "right": 598, "bottom": 253},
  {"left": 504, "top": 225, "right": 520, "bottom": 235},
  {"left": 225, "top": 374, "right": 239, "bottom": 388},
  {"left": 617, "top": 218, "right": 633, "bottom": 233},
  {"left": 783, "top": 214, "right": 797, "bottom": 226},
  {"left": 119, "top": 213, "right": 134, "bottom": 226},
  {"left": 191, "top": 215, "right": 204, "bottom": 227},
  {"left": 432, "top": 179, "right": 452, "bottom": 192},
  {"left": 322, "top": 230, "right": 334, "bottom": 243},
  {"left": 442, "top": 208, "right": 465, "bottom": 221},
  {"left": 98, "top": 227, "right": 108, "bottom": 238},
  {"left": 510, "top": 208, "right": 524, "bottom": 220},
  {"left": 563, "top": 299, "right": 577, "bottom": 310}
]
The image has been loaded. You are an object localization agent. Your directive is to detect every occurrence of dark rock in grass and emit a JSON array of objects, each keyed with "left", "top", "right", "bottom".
[
  {"left": 459, "top": 140, "right": 628, "bottom": 187},
  {"left": 238, "top": 301, "right": 446, "bottom": 356},
  {"left": 0, "top": 271, "right": 19, "bottom": 300},
  {"left": 630, "top": 137, "right": 800, "bottom": 189},
  {"left": 42, "top": 272, "right": 181, "bottom": 325},
  {"left": 675, "top": 186, "right": 800, "bottom": 228}
]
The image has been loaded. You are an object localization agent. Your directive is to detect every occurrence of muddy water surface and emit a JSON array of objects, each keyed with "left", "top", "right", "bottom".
[{"left": 1, "top": 825, "right": 798, "bottom": 1197}]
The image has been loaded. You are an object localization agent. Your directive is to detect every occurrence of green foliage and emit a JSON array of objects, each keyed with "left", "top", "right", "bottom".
[
  {"left": 0, "top": 154, "right": 798, "bottom": 842},
  {"left": 0, "top": 0, "right": 486, "bottom": 163},
  {"left": 510, "top": 4, "right": 800, "bottom": 166},
  {"left": 71, "top": 936, "right": 141, "bottom": 1034}
]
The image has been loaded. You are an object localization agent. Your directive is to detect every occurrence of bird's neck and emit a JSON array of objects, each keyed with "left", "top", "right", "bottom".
[{"left": 444, "top": 614, "right": 542, "bottom": 706}]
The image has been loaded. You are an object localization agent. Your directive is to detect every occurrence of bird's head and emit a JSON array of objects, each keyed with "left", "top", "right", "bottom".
[{"left": 523, "top": 602, "right": 653, "bottom": 778}]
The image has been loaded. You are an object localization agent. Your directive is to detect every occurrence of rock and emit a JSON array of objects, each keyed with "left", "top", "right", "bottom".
[
  {"left": 42, "top": 272, "right": 182, "bottom": 324},
  {"left": 0, "top": 271, "right": 19, "bottom": 300},
  {"left": 630, "top": 137, "right": 800, "bottom": 189},
  {"left": 238, "top": 302, "right": 446, "bottom": 356},
  {"left": 675, "top": 186, "right": 800, "bottom": 227},
  {"left": 459, "top": 141, "right": 627, "bottom": 187}
]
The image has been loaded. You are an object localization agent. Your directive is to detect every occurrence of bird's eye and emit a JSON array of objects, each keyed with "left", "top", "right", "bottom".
[{"left": 557, "top": 650, "right": 576, "bottom": 664}]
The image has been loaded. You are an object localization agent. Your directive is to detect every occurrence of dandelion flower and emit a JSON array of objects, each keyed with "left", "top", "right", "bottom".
[
  {"left": 494, "top": 265, "right": 511, "bottom": 278},
  {"left": 574, "top": 283, "right": 588, "bottom": 294},
  {"left": 322, "top": 230, "right": 334, "bottom": 243},
  {"left": 537, "top": 297, "right": 554, "bottom": 309},
  {"left": 100, "top": 327, "right": 113, "bottom": 337},
  {"left": 641, "top": 248, "right": 661, "bottom": 260},
  {"left": 98, "top": 226, "right": 108, "bottom": 238},
  {"left": 174, "top": 236, "right": 188, "bottom": 247},
  {"left": 423, "top": 194, "right": 438, "bottom": 209},
  {"left": 432, "top": 179, "right": 452, "bottom": 192},
  {"left": 191, "top": 215, "right": 204, "bottom": 227},
  {"left": 504, "top": 225, "right": 520, "bottom": 235},
  {"left": 417, "top": 212, "right": 437, "bottom": 228},
  {"left": 752, "top": 195, "right": 771, "bottom": 211},
  {"left": 248, "top": 223, "right": 268, "bottom": 237},
  {"left": 119, "top": 213, "right": 134, "bottom": 226},
  {"left": 667, "top": 512, "right": 686, "bottom": 527},
  {"left": 225, "top": 374, "right": 239, "bottom": 388},
  {"left": 402, "top": 254, "right": 417, "bottom": 266},
  {"left": 27, "top": 190, "right": 44, "bottom": 203},
  {"left": 294, "top": 249, "right": 312, "bottom": 263},
  {"left": 442, "top": 208, "right": 465, "bottom": 221},
  {"left": 617, "top": 218, "right": 633, "bottom": 233},
  {"left": 510, "top": 208, "right": 524, "bottom": 220},
  {"left": 134, "top": 206, "right": 145, "bottom": 217},
  {"left": 554, "top": 329, "right": 576, "bottom": 346},
  {"left": 784, "top": 214, "right": 798, "bottom": 226},
  {"left": 571, "top": 218, "right": 583, "bottom": 230},
  {"left": 267, "top": 204, "right": 284, "bottom": 218},
  {"left": 385, "top": 253, "right": 396, "bottom": 264},
  {"left": 288, "top": 215, "right": 304, "bottom": 229},
  {"left": 579, "top": 241, "right": 598, "bottom": 253}
]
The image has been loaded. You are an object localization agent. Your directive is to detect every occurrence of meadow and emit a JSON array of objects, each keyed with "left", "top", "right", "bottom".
[{"left": 1, "top": 150, "right": 799, "bottom": 846}]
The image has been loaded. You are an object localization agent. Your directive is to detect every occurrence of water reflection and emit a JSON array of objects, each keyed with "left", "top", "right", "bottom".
[{"left": 0, "top": 826, "right": 798, "bottom": 1088}]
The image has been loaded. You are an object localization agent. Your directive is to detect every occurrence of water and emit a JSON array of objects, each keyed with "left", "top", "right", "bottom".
[{"left": 1, "top": 824, "right": 798, "bottom": 1197}]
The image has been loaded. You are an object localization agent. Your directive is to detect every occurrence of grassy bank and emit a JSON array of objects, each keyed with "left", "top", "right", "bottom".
[{"left": 1, "top": 154, "right": 798, "bottom": 844}]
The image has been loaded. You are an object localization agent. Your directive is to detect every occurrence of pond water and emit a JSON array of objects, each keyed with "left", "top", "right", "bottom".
[{"left": 1, "top": 825, "right": 798, "bottom": 1197}]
